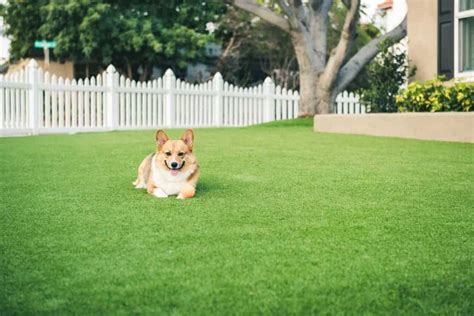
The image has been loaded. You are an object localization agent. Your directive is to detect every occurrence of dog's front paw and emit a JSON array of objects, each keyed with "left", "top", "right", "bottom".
[
  {"left": 153, "top": 188, "right": 168, "bottom": 198},
  {"left": 134, "top": 182, "right": 146, "bottom": 189},
  {"left": 177, "top": 185, "right": 195, "bottom": 200}
]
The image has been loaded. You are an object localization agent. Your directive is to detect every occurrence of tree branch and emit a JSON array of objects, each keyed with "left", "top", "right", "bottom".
[
  {"left": 310, "top": 11, "right": 328, "bottom": 67},
  {"left": 320, "top": 0, "right": 359, "bottom": 88},
  {"left": 321, "top": 0, "right": 333, "bottom": 13},
  {"left": 286, "top": 0, "right": 311, "bottom": 31},
  {"left": 229, "top": 0, "right": 291, "bottom": 33},
  {"left": 277, "top": 0, "right": 300, "bottom": 28},
  {"left": 277, "top": 0, "right": 293, "bottom": 17},
  {"left": 334, "top": 16, "right": 407, "bottom": 94}
]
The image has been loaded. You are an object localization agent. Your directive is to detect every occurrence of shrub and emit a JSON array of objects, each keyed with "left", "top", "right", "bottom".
[
  {"left": 396, "top": 77, "right": 474, "bottom": 112},
  {"left": 357, "top": 42, "right": 413, "bottom": 112}
]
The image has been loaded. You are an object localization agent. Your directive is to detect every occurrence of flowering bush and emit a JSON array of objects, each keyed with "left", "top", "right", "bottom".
[{"left": 396, "top": 77, "right": 474, "bottom": 112}]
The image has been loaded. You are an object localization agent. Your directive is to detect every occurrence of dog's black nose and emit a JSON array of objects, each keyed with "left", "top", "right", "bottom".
[{"left": 171, "top": 162, "right": 178, "bottom": 169}]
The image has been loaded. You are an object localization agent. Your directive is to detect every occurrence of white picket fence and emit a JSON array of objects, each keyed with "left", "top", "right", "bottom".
[
  {"left": 0, "top": 60, "right": 301, "bottom": 136},
  {"left": 0, "top": 60, "right": 366, "bottom": 136},
  {"left": 334, "top": 91, "right": 367, "bottom": 114}
]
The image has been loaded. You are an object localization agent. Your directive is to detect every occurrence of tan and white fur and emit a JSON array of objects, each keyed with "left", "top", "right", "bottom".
[{"left": 133, "top": 129, "right": 200, "bottom": 199}]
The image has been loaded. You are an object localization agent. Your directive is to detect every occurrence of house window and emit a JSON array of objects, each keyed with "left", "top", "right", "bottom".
[
  {"left": 460, "top": 0, "right": 474, "bottom": 10},
  {"left": 455, "top": 0, "right": 474, "bottom": 78}
]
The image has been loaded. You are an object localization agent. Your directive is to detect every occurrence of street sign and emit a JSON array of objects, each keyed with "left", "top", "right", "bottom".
[{"left": 34, "top": 40, "right": 57, "bottom": 49}]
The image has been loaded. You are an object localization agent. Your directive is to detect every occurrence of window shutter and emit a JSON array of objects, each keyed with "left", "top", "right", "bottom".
[{"left": 438, "top": 0, "right": 455, "bottom": 79}]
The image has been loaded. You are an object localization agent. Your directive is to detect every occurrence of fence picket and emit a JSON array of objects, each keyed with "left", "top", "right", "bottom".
[
  {"left": 275, "top": 85, "right": 282, "bottom": 120},
  {"left": 124, "top": 78, "right": 131, "bottom": 127},
  {"left": 84, "top": 78, "right": 90, "bottom": 127},
  {"left": 197, "top": 84, "right": 203, "bottom": 126},
  {"left": 90, "top": 76, "right": 97, "bottom": 127},
  {"left": 44, "top": 72, "right": 51, "bottom": 128},
  {"left": 20, "top": 71, "right": 27, "bottom": 127},
  {"left": 343, "top": 91, "right": 349, "bottom": 114},
  {"left": 78, "top": 79, "right": 84, "bottom": 127},
  {"left": 176, "top": 79, "right": 182, "bottom": 126},
  {"left": 184, "top": 83, "right": 190, "bottom": 126},
  {"left": 58, "top": 77, "right": 64, "bottom": 128},
  {"left": 293, "top": 90, "right": 299, "bottom": 118},
  {"left": 71, "top": 79, "right": 77, "bottom": 128},
  {"left": 65, "top": 78, "right": 71, "bottom": 128},
  {"left": 257, "top": 85, "right": 263, "bottom": 124},
  {"left": 137, "top": 81, "right": 142, "bottom": 127},
  {"left": 206, "top": 81, "right": 212, "bottom": 125},
  {"left": 238, "top": 87, "right": 244, "bottom": 126},
  {"left": 5, "top": 76, "right": 10, "bottom": 128},
  {"left": 158, "top": 78, "right": 164, "bottom": 126},
  {"left": 141, "top": 81, "right": 147, "bottom": 127},
  {"left": 131, "top": 80, "right": 137, "bottom": 127},
  {"left": 146, "top": 81, "right": 154, "bottom": 127},
  {"left": 229, "top": 85, "right": 234, "bottom": 126},
  {"left": 51, "top": 75, "right": 58, "bottom": 128},
  {"left": 14, "top": 73, "right": 20, "bottom": 128},
  {"left": 96, "top": 74, "right": 104, "bottom": 127}
]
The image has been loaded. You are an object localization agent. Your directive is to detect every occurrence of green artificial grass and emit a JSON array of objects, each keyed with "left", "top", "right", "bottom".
[{"left": 1, "top": 118, "right": 473, "bottom": 315}]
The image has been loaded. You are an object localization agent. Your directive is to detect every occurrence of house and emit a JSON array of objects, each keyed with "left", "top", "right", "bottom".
[
  {"left": 378, "top": 0, "right": 408, "bottom": 33},
  {"left": 406, "top": 0, "right": 474, "bottom": 82}
]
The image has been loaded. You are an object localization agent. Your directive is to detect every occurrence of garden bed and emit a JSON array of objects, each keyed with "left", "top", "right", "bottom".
[{"left": 314, "top": 112, "right": 474, "bottom": 143}]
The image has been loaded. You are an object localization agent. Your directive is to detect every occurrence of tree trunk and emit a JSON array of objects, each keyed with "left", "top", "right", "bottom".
[
  {"left": 298, "top": 70, "right": 319, "bottom": 116},
  {"left": 127, "top": 61, "right": 133, "bottom": 79},
  {"left": 293, "top": 33, "right": 330, "bottom": 116},
  {"left": 298, "top": 69, "right": 333, "bottom": 115},
  {"left": 85, "top": 62, "right": 90, "bottom": 78},
  {"left": 314, "top": 84, "right": 332, "bottom": 114},
  {"left": 140, "top": 65, "right": 149, "bottom": 82}
]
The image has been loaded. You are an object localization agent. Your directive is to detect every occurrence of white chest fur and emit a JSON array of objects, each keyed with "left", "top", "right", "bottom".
[{"left": 151, "top": 159, "right": 194, "bottom": 195}]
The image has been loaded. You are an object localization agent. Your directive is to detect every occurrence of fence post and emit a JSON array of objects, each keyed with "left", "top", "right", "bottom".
[
  {"left": 164, "top": 69, "right": 176, "bottom": 127},
  {"left": 27, "top": 59, "right": 39, "bottom": 134},
  {"left": 263, "top": 77, "right": 275, "bottom": 122},
  {"left": 105, "top": 65, "right": 118, "bottom": 129},
  {"left": 213, "top": 72, "right": 224, "bottom": 126}
]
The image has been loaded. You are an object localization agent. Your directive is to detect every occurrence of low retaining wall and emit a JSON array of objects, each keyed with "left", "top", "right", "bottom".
[{"left": 314, "top": 112, "right": 474, "bottom": 143}]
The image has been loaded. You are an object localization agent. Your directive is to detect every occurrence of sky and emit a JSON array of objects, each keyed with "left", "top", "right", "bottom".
[{"left": 360, "top": 0, "right": 380, "bottom": 23}]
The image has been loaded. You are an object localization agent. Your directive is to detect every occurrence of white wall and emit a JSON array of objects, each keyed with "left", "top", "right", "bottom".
[
  {"left": 382, "top": 0, "right": 407, "bottom": 32},
  {"left": 383, "top": 0, "right": 408, "bottom": 55}
]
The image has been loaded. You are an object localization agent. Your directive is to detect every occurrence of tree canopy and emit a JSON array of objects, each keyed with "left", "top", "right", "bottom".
[{"left": 0, "top": 0, "right": 226, "bottom": 80}]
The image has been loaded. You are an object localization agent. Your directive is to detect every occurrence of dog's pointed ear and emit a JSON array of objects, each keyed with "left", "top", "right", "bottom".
[
  {"left": 181, "top": 129, "right": 194, "bottom": 150},
  {"left": 156, "top": 130, "right": 169, "bottom": 150}
]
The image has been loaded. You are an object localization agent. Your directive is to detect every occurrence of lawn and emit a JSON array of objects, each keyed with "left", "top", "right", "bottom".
[{"left": 1, "top": 118, "right": 473, "bottom": 315}]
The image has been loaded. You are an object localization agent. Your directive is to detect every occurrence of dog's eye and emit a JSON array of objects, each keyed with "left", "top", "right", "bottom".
[
  {"left": 178, "top": 152, "right": 185, "bottom": 157},
  {"left": 165, "top": 152, "right": 172, "bottom": 156}
]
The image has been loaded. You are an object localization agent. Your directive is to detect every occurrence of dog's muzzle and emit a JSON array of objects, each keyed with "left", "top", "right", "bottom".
[{"left": 165, "top": 160, "right": 185, "bottom": 171}]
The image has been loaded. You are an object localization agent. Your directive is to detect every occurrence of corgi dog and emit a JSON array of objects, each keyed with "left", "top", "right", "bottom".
[{"left": 133, "top": 129, "right": 200, "bottom": 199}]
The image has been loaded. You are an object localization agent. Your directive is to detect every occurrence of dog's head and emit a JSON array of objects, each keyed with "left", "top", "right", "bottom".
[{"left": 154, "top": 129, "right": 195, "bottom": 176}]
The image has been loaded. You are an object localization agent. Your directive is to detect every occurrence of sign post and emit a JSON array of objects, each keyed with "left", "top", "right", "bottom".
[{"left": 34, "top": 40, "right": 56, "bottom": 70}]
